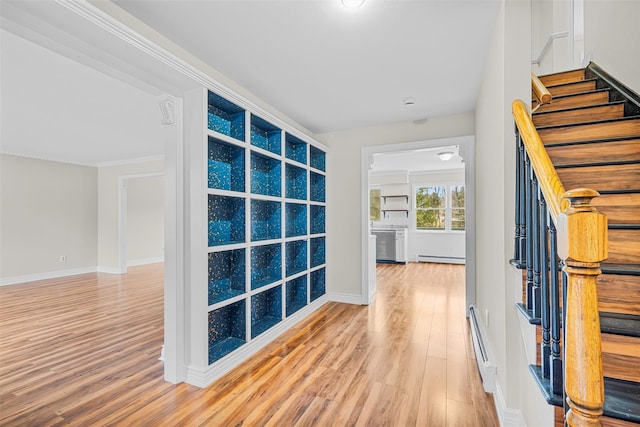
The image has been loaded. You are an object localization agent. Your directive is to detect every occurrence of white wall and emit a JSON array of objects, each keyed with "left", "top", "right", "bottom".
[
  {"left": 97, "top": 160, "right": 165, "bottom": 272},
  {"left": 475, "top": 0, "right": 554, "bottom": 424},
  {"left": 584, "top": 0, "right": 640, "bottom": 92},
  {"left": 316, "top": 113, "right": 474, "bottom": 298},
  {"left": 127, "top": 175, "right": 164, "bottom": 265},
  {"left": 0, "top": 154, "right": 98, "bottom": 282}
]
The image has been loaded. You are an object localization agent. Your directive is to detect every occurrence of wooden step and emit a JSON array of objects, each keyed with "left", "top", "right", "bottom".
[
  {"left": 538, "top": 117, "right": 640, "bottom": 144},
  {"left": 535, "top": 90, "right": 610, "bottom": 113},
  {"left": 533, "top": 103, "right": 626, "bottom": 127},
  {"left": 602, "top": 330, "right": 640, "bottom": 383},
  {"left": 557, "top": 163, "right": 640, "bottom": 192},
  {"left": 593, "top": 192, "right": 640, "bottom": 224},
  {"left": 539, "top": 69, "right": 586, "bottom": 86},
  {"left": 546, "top": 138, "right": 640, "bottom": 166},
  {"left": 598, "top": 273, "right": 640, "bottom": 316},
  {"left": 546, "top": 79, "right": 598, "bottom": 97},
  {"left": 608, "top": 228, "right": 640, "bottom": 265}
]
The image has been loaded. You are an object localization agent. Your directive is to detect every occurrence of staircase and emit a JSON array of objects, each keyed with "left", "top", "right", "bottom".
[{"left": 524, "top": 63, "right": 640, "bottom": 426}]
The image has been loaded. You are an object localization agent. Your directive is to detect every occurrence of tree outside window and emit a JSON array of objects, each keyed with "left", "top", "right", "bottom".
[
  {"left": 369, "top": 188, "right": 381, "bottom": 221},
  {"left": 415, "top": 184, "right": 465, "bottom": 231}
]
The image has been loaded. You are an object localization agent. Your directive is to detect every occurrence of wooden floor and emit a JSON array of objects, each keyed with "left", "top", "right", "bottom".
[{"left": 0, "top": 262, "right": 499, "bottom": 426}]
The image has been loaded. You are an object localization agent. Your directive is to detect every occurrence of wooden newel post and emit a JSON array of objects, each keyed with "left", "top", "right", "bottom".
[{"left": 557, "top": 188, "right": 608, "bottom": 427}]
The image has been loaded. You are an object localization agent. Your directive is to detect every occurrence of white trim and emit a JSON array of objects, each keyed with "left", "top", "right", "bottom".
[
  {"left": 128, "top": 256, "right": 165, "bottom": 267},
  {"left": 97, "top": 155, "right": 165, "bottom": 168},
  {"left": 186, "top": 296, "right": 329, "bottom": 388},
  {"left": 96, "top": 266, "right": 122, "bottom": 274},
  {"left": 327, "top": 292, "right": 364, "bottom": 305},
  {"left": 0, "top": 267, "right": 99, "bottom": 287},
  {"left": 468, "top": 305, "right": 497, "bottom": 393},
  {"left": 494, "top": 382, "right": 527, "bottom": 427},
  {"left": 417, "top": 256, "right": 465, "bottom": 265}
]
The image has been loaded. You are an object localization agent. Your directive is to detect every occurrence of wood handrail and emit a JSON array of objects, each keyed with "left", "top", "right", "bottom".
[
  {"left": 531, "top": 72, "right": 552, "bottom": 106},
  {"left": 512, "top": 100, "right": 567, "bottom": 222}
]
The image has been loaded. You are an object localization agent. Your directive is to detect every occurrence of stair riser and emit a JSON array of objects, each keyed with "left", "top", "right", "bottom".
[
  {"left": 598, "top": 274, "right": 640, "bottom": 316},
  {"left": 538, "top": 120, "right": 640, "bottom": 144},
  {"left": 536, "top": 91, "right": 609, "bottom": 113},
  {"left": 592, "top": 192, "right": 640, "bottom": 224},
  {"left": 557, "top": 163, "right": 640, "bottom": 192},
  {"left": 601, "top": 333, "right": 640, "bottom": 383},
  {"left": 547, "top": 139, "right": 640, "bottom": 166},
  {"left": 539, "top": 70, "right": 585, "bottom": 86},
  {"left": 608, "top": 232, "right": 640, "bottom": 265},
  {"left": 533, "top": 104, "right": 625, "bottom": 127},
  {"left": 547, "top": 80, "right": 597, "bottom": 97}
]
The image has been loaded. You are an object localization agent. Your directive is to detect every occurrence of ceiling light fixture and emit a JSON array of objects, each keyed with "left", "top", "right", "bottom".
[
  {"left": 438, "top": 151, "right": 454, "bottom": 161},
  {"left": 342, "top": 0, "right": 365, "bottom": 8},
  {"left": 403, "top": 97, "right": 416, "bottom": 106}
]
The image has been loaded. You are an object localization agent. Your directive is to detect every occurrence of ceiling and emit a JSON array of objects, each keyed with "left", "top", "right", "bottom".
[
  {"left": 0, "top": 0, "right": 500, "bottom": 165},
  {"left": 112, "top": 0, "right": 501, "bottom": 134},
  {"left": 371, "top": 145, "right": 464, "bottom": 174}
]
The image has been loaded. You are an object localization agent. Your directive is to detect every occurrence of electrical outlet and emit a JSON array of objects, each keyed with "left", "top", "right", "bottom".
[{"left": 60, "top": 255, "right": 67, "bottom": 262}]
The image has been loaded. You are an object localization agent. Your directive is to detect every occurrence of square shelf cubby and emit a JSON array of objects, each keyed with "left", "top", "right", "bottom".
[
  {"left": 251, "top": 199, "right": 281, "bottom": 241},
  {"left": 208, "top": 195, "right": 245, "bottom": 246},
  {"left": 208, "top": 249, "right": 246, "bottom": 305},
  {"left": 285, "top": 133, "right": 307, "bottom": 164},
  {"left": 310, "top": 146, "right": 326, "bottom": 172},
  {"left": 251, "top": 243, "right": 282, "bottom": 290},
  {"left": 208, "top": 300, "right": 246, "bottom": 364},
  {"left": 310, "top": 205, "right": 326, "bottom": 235},
  {"left": 285, "top": 203, "right": 307, "bottom": 238},
  {"left": 250, "top": 152, "right": 281, "bottom": 197},
  {"left": 310, "top": 172, "right": 325, "bottom": 203},
  {"left": 310, "top": 237, "right": 325, "bottom": 268},
  {"left": 285, "top": 164, "right": 307, "bottom": 201},
  {"left": 251, "top": 285, "right": 282, "bottom": 338},
  {"left": 251, "top": 115, "right": 281, "bottom": 155},
  {"left": 285, "top": 240, "right": 307, "bottom": 277},
  {"left": 310, "top": 268, "right": 326, "bottom": 302},
  {"left": 208, "top": 91, "right": 245, "bottom": 141},
  {"left": 286, "top": 275, "right": 308, "bottom": 317},
  {"left": 208, "top": 137, "right": 245, "bottom": 192}
]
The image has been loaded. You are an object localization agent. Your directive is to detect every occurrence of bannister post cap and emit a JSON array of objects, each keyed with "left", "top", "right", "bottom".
[{"left": 562, "top": 188, "right": 601, "bottom": 213}]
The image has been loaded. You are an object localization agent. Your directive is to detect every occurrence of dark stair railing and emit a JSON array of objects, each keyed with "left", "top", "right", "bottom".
[{"left": 511, "top": 96, "right": 608, "bottom": 427}]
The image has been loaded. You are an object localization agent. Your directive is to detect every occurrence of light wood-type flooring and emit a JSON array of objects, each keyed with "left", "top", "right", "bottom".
[{"left": 0, "top": 262, "right": 499, "bottom": 426}]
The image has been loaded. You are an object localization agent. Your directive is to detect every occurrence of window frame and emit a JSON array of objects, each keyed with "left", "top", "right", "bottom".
[{"left": 413, "top": 182, "right": 465, "bottom": 233}]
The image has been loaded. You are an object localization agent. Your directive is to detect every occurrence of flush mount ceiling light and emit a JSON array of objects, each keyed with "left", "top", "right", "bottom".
[
  {"left": 403, "top": 97, "right": 416, "bottom": 106},
  {"left": 342, "top": 0, "right": 365, "bottom": 7},
  {"left": 438, "top": 151, "right": 455, "bottom": 161}
]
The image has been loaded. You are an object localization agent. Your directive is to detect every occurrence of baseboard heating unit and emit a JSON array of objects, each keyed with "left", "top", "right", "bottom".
[{"left": 469, "top": 305, "right": 497, "bottom": 393}]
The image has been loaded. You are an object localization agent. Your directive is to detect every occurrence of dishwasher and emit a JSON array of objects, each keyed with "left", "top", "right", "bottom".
[{"left": 372, "top": 228, "right": 407, "bottom": 263}]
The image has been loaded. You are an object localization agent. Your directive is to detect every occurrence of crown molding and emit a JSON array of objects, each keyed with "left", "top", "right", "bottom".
[{"left": 96, "top": 155, "right": 165, "bottom": 168}]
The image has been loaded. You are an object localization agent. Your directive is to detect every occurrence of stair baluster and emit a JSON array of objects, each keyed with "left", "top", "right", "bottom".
[
  {"left": 539, "top": 192, "right": 551, "bottom": 379},
  {"left": 549, "top": 217, "right": 563, "bottom": 396}
]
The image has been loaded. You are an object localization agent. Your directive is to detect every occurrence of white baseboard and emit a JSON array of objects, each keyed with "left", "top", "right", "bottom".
[
  {"left": 417, "top": 255, "right": 465, "bottom": 265},
  {"left": 0, "top": 266, "right": 98, "bottom": 286},
  {"left": 495, "top": 382, "right": 527, "bottom": 427},
  {"left": 186, "top": 296, "right": 329, "bottom": 388},
  {"left": 128, "top": 256, "right": 164, "bottom": 267},
  {"left": 327, "top": 292, "right": 365, "bottom": 305},
  {"left": 469, "top": 305, "right": 497, "bottom": 393}
]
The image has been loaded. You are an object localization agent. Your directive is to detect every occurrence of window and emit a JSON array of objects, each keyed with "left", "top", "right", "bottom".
[
  {"left": 415, "top": 184, "right": 465, "bottom": 231},
  {"left": 369, "top": 188, "right": 381, "bottom": 221}
]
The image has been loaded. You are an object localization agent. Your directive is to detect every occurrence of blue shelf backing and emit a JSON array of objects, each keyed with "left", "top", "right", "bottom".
[
  {"left": 285, "top": 133, "right": 307, "bottom": 164},
  {"left": 208, "top": 249, "right": 246, "bottom": 305},
  {"left": 208, "top": 300, "right": 246, "bottom": 364},
  {"left": 310, "top": 146, "right": 326, "bottom": 172},
  {"left": 208, "top": 91, "right": 245, "bottom": 141},
  {"left": 310, "top": 172, "right": 325, "bottom": 203},
  {"left": 251, "top": 286, "right": 282, "bottom": 338},
  {"left": 251, "top": 200, "right": 281, "bottom": 241},
  {"left": 286, "top": 275, "right": 308, "bottom": 317},
  {"left": 310, "top": 237, "right": 325, "bottom": 268},
  {"left": 285, "top": 164, "right": 307, "bottom": 200},
  {"left": 251, "top": 115, "right": 281, "bottom": 155},
  {"left": 208, "top": 137, "right": 245, "bottom": 192},
  {"left": 310, "top": 268, "right": 326, "bottom": 302},
  {"left": 286, "top": 240, "right": 307, "bottom": 277},
  {"left": 251, "top": 243, "right": 282, "bottom": 290},
  {"left": 310, "top": 205, "right": 326, "bottom": 235},
  {"left": 250, "top": 152, "right": 281, "bottom": 197},
  {"left": 209, "top": 195, "right": 246, "bottom": 246},
  {"left": 285, "top": 203, "right": 307, "bottom": 238}
]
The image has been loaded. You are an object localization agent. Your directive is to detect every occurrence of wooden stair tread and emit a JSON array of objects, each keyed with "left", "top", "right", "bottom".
[
  {"left": 534, "top": 89, "right": 610, "bottom": 112},
  {"left": 538, "top": 116, "right": 640, "bottom": 144},
  {"left": 531, "top": 366, "right": 640, "bottom": 423},
  {"left": 533, "top": 102, "right": 626, "bottom": 127},
  {"left": 545, "top": 79, "right": 598, "bottom": 97},
  {"left": 538, "top": 69, "right": 586, "bottom": 86},
  {"left": 547, "top": 138, "right": 640, "bottom": 166},
  {"left": 557, "top": 163, "right": 640, "bottom": 192}
]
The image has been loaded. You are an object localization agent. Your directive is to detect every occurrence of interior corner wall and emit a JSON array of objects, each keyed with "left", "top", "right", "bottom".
[
  {"left": 126, "top": 175, "right": 165, "bottom": 265},
  {"left": 315, "top": 113, "right": 475, "bottom": 298},
  {"left": 0, "top": 154, "right": 98, "bottom": 280},
  {"left": 475, "top": 0, "right": 552, "bottom": 423},
  {"left": 97, "top": 160, "right": 164, "bottom": 272},
  {"left": 584, "top": 0, "right": 640, "bottom": 92}
]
